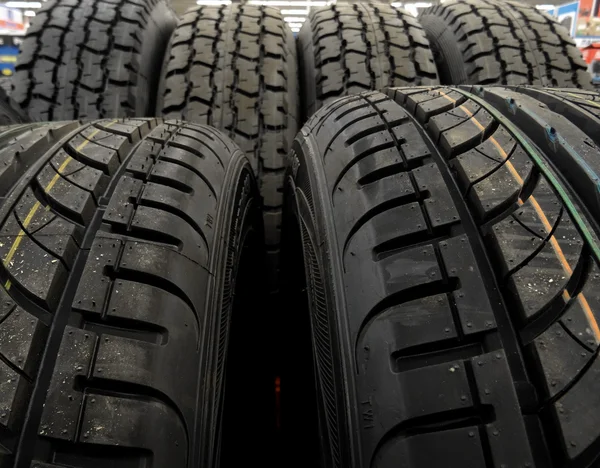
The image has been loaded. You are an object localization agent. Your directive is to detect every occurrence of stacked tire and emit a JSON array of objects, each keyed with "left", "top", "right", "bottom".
[
  {"left": 419, "top": 0, "right": 593, "bottom": 88},
  {"left": 284, "top": 85, "right": 600, "bottom": 468},
  {"left": 12, "top": 0, "right": 178, "bottom": 120},
  {"left": 297, "top": 2, "right": 439, "bottom": 118},
  {"left": 2, "top": 1, "right": 273, "bottom": 466},
  {"left": 156, "top": 3, "right": 298, "bottom": 285},
  {"left": 0, "top": 0, "right": 599, "bottom": 467}
]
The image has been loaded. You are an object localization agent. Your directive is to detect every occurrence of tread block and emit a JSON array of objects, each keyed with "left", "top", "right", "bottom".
[
  {"left": 141, "top": 179, "right": 215, "bottom": 235},
  {"left": 49, "top": 150, "right": 108, "bottom": 199},
  {"left": 346, "top": 203, "right": 427, "bottom": 265},
  {"left": 346, "top": 243, "right": 442, "bottom": 342},
  {"left": 441, "top": 235, "right": 496, "bottom": 334},
  {"left": 0, "top": 288, "right": 15, "bottom": 322},
  {"left": 0, "top": 217, "right": 66, "bottom": 310},
  {"left": 428, "top": 99, "right": 482, "bottom": 142},
  {"left": 360, "top": 294, "right": 459, "bottom": 371},
  {"left": 119, "top": 241, "right": 208, "bottom": 316},
  {"left": 358, "top": 352, "right": 476, "bottom": 463},
  {"left": 508, "top": 240, "right": 571, "bottom": 321},
  {"left": 469, "top": 148, "right": 534, "bottom": 219},
  {"left": 130, "top": 206, "right": 207, "bottom": 264},
  {"left": 104, "top": 176, "right": 211, "bottom": 264},
  {"left": 532, "top": 322, "right": 590, "bottom": 398},
  {"left": 0, "top": 361, "right": 28, "bottom": 433},
  {"left": 0, "top": 307, "right": 46, "bottom": 377},
  {"left": 150, "top": 160, "right": 205, "bottom": 194},
  {"left": 80, "top": 395, "right": 186, "bottom": 466},
  {"left": 159, "top": 143, "right": 224, "bottom": 196},
  {"left": 77, "top": 127, "right": 130, "bottom": 155},
  {"left": 454, "top": 149, "right": 504, "bottom": 190},
  {"left": 508, "top": 211, "right": 583, "bottom": 321},
  {"left": 438, "top": 108, "right": 496, "bottom": 158},
  {"left": 413, "top": 163, "right": 459, "bottom": 229},
  {"left": 65, "top": 137, "right": 122, "bottom": 175},
  {"left": 92, "top": 281, "right": 199, "bottom": 430},
  {"left": 36, "top": 164, "right": 96, "bottom": 225},
  {"left": 27, "top": 217, "right": 81, "bottom": 268},
  {"left": 489, "top": 213, "right": 548, "bottom": 276},
  {"left": 38, "top": 326, "right": 95, "bottom": 441},
  {"left": 554, "top": 355, "right": 600, "bottom": 460},
  {"left": 0, "top": 123, "right": 79, "bottom": 198},
  {"left": 105, "top": 279, "right": 197, "bottom": 344},
  {"left": 561, "top": 263, "right": 600, "bottom": 349},
  {"left": 512, "top": 182, "right": 562, "bottom": 237},
  {"left": 73, "top": 239, "right": 124, "bottom": 317},
  {"left": 472, "top": 352, "right": 535, "bottom": 467},
  {"left": 334, "top": 171, "right": 415, "bottom": 241},
  {"left": 372, "top": 427, "right": 487, "bottom": 468}
]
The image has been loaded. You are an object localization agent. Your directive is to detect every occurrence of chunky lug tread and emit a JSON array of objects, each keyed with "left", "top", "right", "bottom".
[
  {"left": 157, "top": 4, "right": 298, "bottom": 284},
  {"left": 12, "top": 0, "right": 178, "bottom": 121},
  {"left": 298, "top": 2, "right": 439, "bottom": 120},
  {"left": 419, "top": 0, "right": 592, "bottom": 88}
]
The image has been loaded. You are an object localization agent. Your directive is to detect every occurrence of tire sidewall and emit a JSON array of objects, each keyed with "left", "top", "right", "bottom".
[
  {"left": 204, "top": 151, "right": 262, "bottom": 466},
  {"left": 135, "top": 1, "right": 178, "bottom": 116},
  {"left": 420, "top": 13, "right": 468, "bottom": 85},
  {"left": 283, "top": 131, "right": 361, "bottom": 467}
]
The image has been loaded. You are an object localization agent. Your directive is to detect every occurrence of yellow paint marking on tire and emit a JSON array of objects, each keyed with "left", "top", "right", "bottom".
[
  {"left": 563, "top": 91, "right": 600, "bottom": 109},
  {"left": 2, "top": 121, "right": 118, "bottom": 291},
  {"left": 437, "top": 90, "right": 600, "bottom": 342}
]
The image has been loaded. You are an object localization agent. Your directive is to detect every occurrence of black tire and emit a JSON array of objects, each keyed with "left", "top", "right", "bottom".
[
  {"left": 157, "top": 4, "right": 298, "bottom": 285},
  {"left": 298, "top": 2, "right": 439, "bottom": 121},
  {"left": 0, "top": 119, "right": 263, "bottom": 466},
  {"left": 419, "top": 0, "right": 593, "bottom": 88},
  {"left": 11, "top": 0, "right": 178, "bottom": 121},
  {"left": 283, "top": 87, "right": 600, "bottom": 468}
]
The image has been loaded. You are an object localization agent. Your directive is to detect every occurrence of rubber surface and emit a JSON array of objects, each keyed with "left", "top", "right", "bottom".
[
  {"left": 0, "top": 119, "right": 261, "bottom": 467},
  {"left": 284, "top": 86, "right": 600, "bottom": 467},
  {"left": 419, "top": 0, "right": 593, "bottom": 88},
  {"left": 298, "top": 2, "right": 439, "bottom": 121},
  {"left": 12, "top": 0, "right": 177, "bottom": 121},
  {"left": 0, "top": 88, "right": 28, "bottom": 126},
  {"left": 157, "top": 4, "right": 298, "bottom": 285}
]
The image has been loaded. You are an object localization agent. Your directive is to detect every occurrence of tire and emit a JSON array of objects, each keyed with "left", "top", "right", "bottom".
[
  {"left": 298, "top": 2, "right": 439, "bottom": 121},
  {"left": 419, "top": 0, "right": 593, "bottom": 88},
  {"left": 157, "top": 4, "right": 298, "bottom": 285},
  {"left": 283, "top": 87, "right": 600, "bottom": 468},
  {"left": 11, "top": 0, "right": 178, "bottom": 121},
  {"left": 0, "top": 119, "right": 262, "bottom": 466}
]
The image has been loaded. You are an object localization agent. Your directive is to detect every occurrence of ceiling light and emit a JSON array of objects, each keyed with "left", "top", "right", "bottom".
[
  {"left": 391, "top": 2, "right": 403, "bottom": 6},
  {"left": 248, "top": 1, "right": 328, "bottom": 6},
  {"left": 404, "top": 4, "right": 418, "bottom": 15},
  {"left": 535, "top": 4, "right": 555, "bottom": 9},
  {"left": 412, "top": 2, "right": 432, "bottom": 7},
  {"left": 284, "top": 16, "right": 306, "bottom": 22},
  {"left": 281, "top": 9, "right": 308, "bottom": 15},
  {"left": 6, "top": 1, "right": 42, "bottom": 7},
  {"left": 288, "top": 22, "right": 304, "bottom": 28},
  {"left": 291, "top": 28, "right": 301, "bottom": 32},
  {"left": 24, "top": 9, "right": 35, "bottom": 15},
  {"left": 196, "top": 0, "right": 231, "bottom": 4}
]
